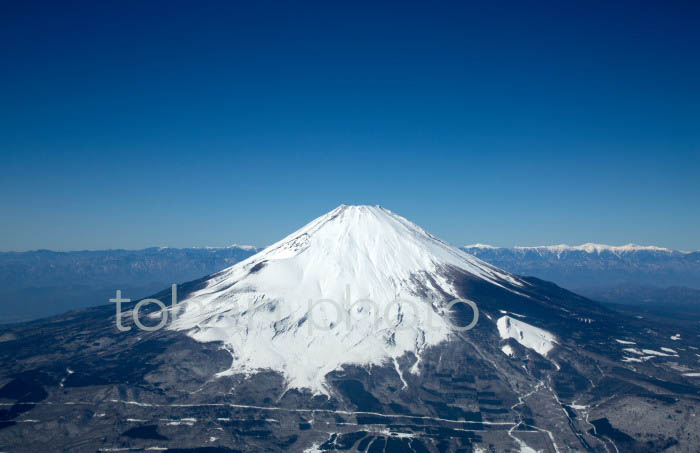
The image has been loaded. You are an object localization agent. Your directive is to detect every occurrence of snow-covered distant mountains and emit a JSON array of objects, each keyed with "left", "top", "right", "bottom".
[
  {"left": 463, "top": 243, "right": 700, "bottom": 308},
  {"left": 0, "top": 246, "right": 258, "bottom": 322},
  {"left": 462, "top": 243, "right": 700, "bottom": 289}
]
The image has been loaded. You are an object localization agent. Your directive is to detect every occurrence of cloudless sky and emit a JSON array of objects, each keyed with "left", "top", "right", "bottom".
[{"left": 1, "top": 0, "right": 699, "bottom": 251}]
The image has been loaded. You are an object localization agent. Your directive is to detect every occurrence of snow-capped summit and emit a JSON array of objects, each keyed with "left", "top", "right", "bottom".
[{"left": 169, "top": 205, "right": 522, "bottom": 393}]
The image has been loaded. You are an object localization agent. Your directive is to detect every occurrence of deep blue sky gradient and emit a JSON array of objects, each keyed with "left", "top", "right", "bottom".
[{"left": 1, "top": 1, "right": 699, "bottom": 251}]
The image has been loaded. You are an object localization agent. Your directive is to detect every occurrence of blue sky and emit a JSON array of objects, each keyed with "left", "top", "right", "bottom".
[{"left": 1, "top": 1, "right": 699, "bottom": 251}]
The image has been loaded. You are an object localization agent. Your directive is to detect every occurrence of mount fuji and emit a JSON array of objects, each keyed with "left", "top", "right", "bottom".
[
  {"left": 1, "top": 205, "right": 698, "bottom": 452},
  {"left": 169, "top": 205, "right": 525, "bottom": 393}
]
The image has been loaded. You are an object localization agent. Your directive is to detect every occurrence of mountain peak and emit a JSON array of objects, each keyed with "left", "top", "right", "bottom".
[{"left": 169, "top": 206, "right": 521, "bottom": 393}]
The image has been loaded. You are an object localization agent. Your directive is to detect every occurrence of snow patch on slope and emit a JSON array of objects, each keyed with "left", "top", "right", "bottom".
[
  {"left": 497, "top": 316, "right": 556, "bottom": 357},
  {"left": 501, "top": 344, "right": 515, "bottom": 357}
]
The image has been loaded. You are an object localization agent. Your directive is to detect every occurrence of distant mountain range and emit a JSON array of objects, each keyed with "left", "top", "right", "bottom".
[
  {"left": 0, "top": 246, "right": 258, "bottom": 323},
  {"left": 462, "top": 243, "right": 700, "bottom": 310},
  {"left": 3, "top": 241, "right": 698, "bottom": 324}
]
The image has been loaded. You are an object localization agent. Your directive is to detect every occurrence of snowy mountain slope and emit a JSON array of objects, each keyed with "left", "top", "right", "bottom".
[{"left": 168, "top": 205, "right": 526, "bottom": 393}]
